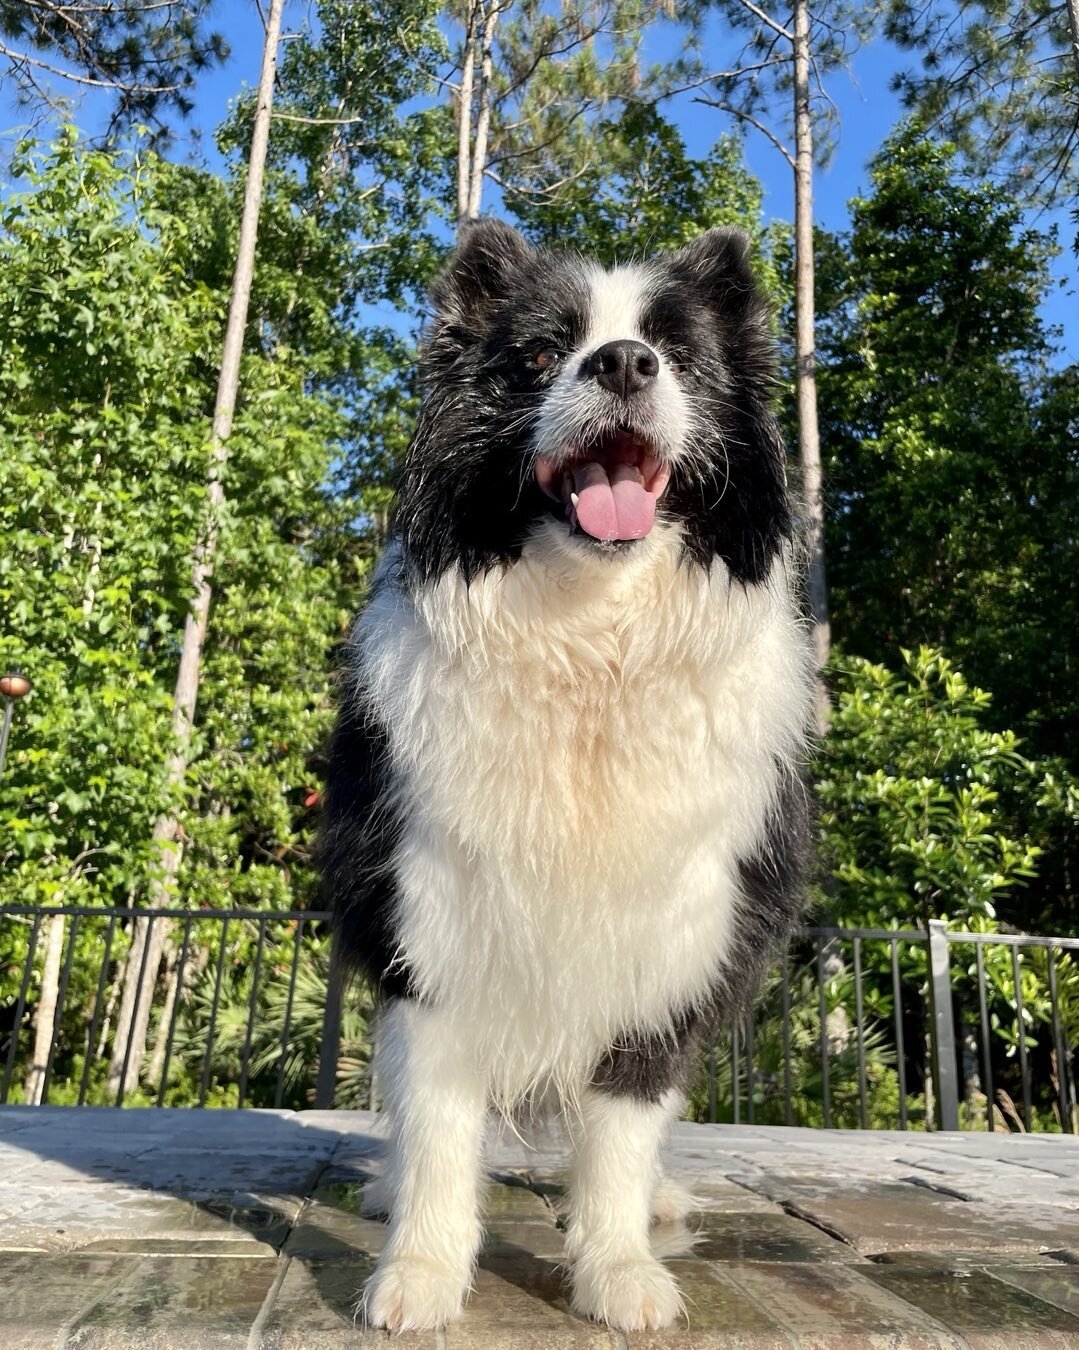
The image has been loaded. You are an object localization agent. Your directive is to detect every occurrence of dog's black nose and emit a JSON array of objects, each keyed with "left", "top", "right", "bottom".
[{"left": 585, "top": 339, "right": 660, "bottom": 399}]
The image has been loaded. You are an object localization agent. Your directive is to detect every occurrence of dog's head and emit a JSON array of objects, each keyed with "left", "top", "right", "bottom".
[{"left": 395, "top": 219, "right": 794, "bottom": 584}]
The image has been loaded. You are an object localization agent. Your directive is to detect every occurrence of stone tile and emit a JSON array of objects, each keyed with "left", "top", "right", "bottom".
[
  {"left": 77, "top": 1237, "right": 279, "bottom": 1257},
  {"left": 678, "top": 1176, "right": 783, "bottom": 1213},
  {"left": 65, "top": 1253, "right": 280, "bottom": 1347},
  {"left": 722, "top": 1261, "right": 962, "bottom": 1348},
  {"left": 626, "top": 1260, "right": 795, "bottom": 1348},
  {"left": 869, "top": 1248, "right": 1070, "bottom": 1270},
  {"left": 0, "top": 1185, "right": 295, "bottom": 1252},
  {"left": 784, "top": 1185, "right": 1051, "bottom": 1255},
  {"left": 691, "top": 1211, "right": 863, "bottom": 1264},
  {"left": 0, "top": 1251, "right": 129, "bottom": 1349},
  {"left": 92, "top": 1148, "right": 325, "bottom": 1194},
  {"left": 865, "top": 1265, "right": 1079, "bottom": 1348},
  {"left": 893, "top": 1149, "right": 1079, "bottom": 1207},
  {"left": 282, "top": 1189, "right": 389, "bottom": 1260},
  {"left": 256, "top": 1255, "right": 435, "bottom": 1348},
  {"left": 483, "top": 1220, "right": 567, "bottom": 1261},
  {"left": 445, "top": 1253, "right": 620, "bottom": 1348},
  {"left": 985, "top": 1264, "right": 1079, "bottom": 1318},
  {"left": 486, "top": 1180, "right": 555, "bottom": 1221}
]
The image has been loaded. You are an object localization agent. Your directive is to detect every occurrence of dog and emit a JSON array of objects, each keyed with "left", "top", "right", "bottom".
[{"left": 321, "top": 219, "right": 813, "bottom": 1332}]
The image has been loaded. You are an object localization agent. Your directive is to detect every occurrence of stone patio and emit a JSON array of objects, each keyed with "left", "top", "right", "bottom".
[{"left": 1, "top": 1107, "right": 1078, "bottom": 1347}]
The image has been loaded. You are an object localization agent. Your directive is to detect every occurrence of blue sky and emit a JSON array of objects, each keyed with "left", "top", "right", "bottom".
[{"left": 2, "top": 0, "right": 1074, "bottom": 359}]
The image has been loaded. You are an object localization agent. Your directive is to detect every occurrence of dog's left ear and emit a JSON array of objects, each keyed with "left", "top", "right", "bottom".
[
  {"left": 431, "top": 218, "right": 535, "bottom": 326},
  {"left": 666, "top": 227, "right": 760, "bottom": 313}
]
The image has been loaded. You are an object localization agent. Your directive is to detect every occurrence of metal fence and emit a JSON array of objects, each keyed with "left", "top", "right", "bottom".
[
  {"left": 703, "top": 921, "right": 1078, "bottom": 1134},
  {"left": 1, "top": 905, "right": 1076, "bottom": 1131},
  {"left": 0, "top": 904, "right": 340, "bottom": 1110}
]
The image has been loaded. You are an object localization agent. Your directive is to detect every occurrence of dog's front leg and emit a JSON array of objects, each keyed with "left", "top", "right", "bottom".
[
  {"left": 566, "top": 1085, "right": 684, "bottom": 1331},
  {"left": 362, "top": 999, "right": 486, "bottom": 1331}
]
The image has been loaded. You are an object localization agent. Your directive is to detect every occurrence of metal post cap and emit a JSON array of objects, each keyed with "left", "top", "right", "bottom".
[{"left": 0, "top": 673, "right": 32, "bottom": 699}]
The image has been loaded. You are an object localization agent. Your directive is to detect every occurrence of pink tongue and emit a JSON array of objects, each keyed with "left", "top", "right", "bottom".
[{"left": 572, "top": 461, "right": 658, "bottom": 541}]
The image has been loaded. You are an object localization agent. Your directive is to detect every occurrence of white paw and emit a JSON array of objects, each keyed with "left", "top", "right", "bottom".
[
  {"left": 361, "top": 1254, "right": 469, "bottom": 1331},
  {"left": 571, "top": 1256, "right": 683, "bottom": 1331},
  {"left": 651, "top": 1176, "right": 696, "bottom": 1225}
]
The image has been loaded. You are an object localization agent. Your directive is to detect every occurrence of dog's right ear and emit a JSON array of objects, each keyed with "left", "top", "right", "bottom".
[{"left": 429, "top": 218, "right": 534, "bottom": 335}]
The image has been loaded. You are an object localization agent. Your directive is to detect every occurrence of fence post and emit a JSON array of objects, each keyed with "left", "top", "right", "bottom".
[
  {"left": 927, "top": 920, "right": 960, "bottom": 1131},
  {"left": 315, "top": 930, "right": 344, "bottom": 1110}
]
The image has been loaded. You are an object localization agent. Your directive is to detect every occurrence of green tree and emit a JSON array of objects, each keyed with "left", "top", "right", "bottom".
[
  {"left": 815, "top": 129, "right": 1079, "bottom": 930},
  {"left": 0, "top": 130, "right": 360, "bottom": 1103},
  {"left": 817, "top": 649, "right": 1044, "bottom": 934},
  {"left": 818, "top": 133, "right": 1065, "bottom": 739},
  {"left": 816, "top": 648, "right": 1078, "bottom": 1126},
  {"left": 884, "top": 0, "right": 1079, "bottom": 212},
  {"left": 510, "top": 103, "right": 781, "bottom": 282},
  {"left": 0, "top": 0, "right": 227, "bottom": 142},
  {"left": 685, "top": 0, "right": 877, "bottom": 677}
]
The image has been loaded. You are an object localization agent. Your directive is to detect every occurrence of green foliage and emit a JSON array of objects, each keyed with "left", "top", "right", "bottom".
[
  {"left": 0, "top": 129, "right": 359, "bottom": 915},
  {"left": 817, "top": 647, "right": 1043, "bottom": 932},
  {"left": 0, "top": 0, "right": 228, "bottom": 142},
  {"left": 885, "top": 0, "right": 1079, "bottom": 212},
  {"left": 166, "top": 924, "right": 375, "bottom": 1109},
  {"left": 511, "top": 106, "right": 782, "bottom": 294},
  {"left": 815, "top": 128, "right": 1079, "bottom": 931},
  {"left": 476, "top": 0, "right": 667, "bottom": 203},
  {"left": 815, "top": 647, "right": 1079, "bottom": 1126}
]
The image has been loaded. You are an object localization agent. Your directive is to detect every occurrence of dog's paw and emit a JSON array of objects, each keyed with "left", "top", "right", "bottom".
[
  {"left": 360, "top": 1254, "right": 468, "bottom": 1331},
  {"left": 571, "top": 1256, "right": 682, "bottom": 1331},
  {"left": 651, "top": 1176, "right": 695, "bottom": 1226}
]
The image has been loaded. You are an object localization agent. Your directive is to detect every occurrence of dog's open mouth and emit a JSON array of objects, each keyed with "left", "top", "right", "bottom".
[{"left": 534, "top": 427, "right": 672, "bottom": 543}]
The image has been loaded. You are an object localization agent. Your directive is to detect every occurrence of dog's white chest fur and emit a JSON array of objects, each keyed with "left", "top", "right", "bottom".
[{"left": 355, "top": 523, "right": 811, "bottom": 1101}]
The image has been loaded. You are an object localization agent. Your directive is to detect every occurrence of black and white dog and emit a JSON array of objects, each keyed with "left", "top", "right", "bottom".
[{"left": 322, "top": 220, "right": 813, "bottom": 1332}]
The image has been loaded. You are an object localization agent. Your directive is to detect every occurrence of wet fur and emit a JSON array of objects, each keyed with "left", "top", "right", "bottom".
[{"left": 320, "top": 221, "right": 813, "bottom": 1332}]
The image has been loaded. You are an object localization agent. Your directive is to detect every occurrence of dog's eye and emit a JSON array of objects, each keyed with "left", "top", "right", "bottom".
[{"left": 533, "top": 347, "right": 567, "bottom": 370}]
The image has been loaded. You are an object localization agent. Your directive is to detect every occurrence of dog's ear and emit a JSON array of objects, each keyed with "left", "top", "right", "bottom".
[
  {"left": 431, "top": 218, "right": 534, "bottom": 326},
  {"left": 665, "top": 227, "right": 759, "bottom": 312}
]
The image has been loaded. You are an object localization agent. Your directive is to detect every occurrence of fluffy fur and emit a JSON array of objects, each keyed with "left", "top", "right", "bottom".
[{"left": 321, "top": 219, "right": 814, "bottom": 1332}]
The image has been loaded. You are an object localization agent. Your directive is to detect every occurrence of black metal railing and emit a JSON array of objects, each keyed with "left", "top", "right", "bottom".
[
  {"left": 0, "top": 904, "right": 343, "bottom": 1110},
  {"left": 699, "top": 921, "right": 1079, "bottom": 1134},
  {"left": 1, "top": 904, "right": 1076, "bottom": 1130}
]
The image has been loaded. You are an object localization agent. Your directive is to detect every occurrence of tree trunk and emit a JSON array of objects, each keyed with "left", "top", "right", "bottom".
[
  {"left": 792, "top": 0, "right": 830, "bottom": 685},
  {"left": 1066, "top": 0, "right": 1079, "bottom": 84},
  {"left": 467, "top": 1, "right": 501, "bottom": 219},
  {"left": 27, "top": 486, "right": 103, "bottom": 1105},
  {"left": 456, "top": 0, "right": 479, "bottom": 226},
  {"left": 145, "top": 937, "right": 179, "bottom": 1092},
  {"left": 106, "top": 0, "right": 288, "bottom": 1100},
  {"left": 23, "top": 913, "right": 65, "bottom": 1105}
]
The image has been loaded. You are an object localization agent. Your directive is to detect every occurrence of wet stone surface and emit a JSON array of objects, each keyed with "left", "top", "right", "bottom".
[{"left": 0, "top": 1108, "right": 1077, "bottom": 1347}]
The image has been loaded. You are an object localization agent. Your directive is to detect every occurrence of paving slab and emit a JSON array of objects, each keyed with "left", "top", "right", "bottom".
[
  {"left": 256, "top": 1255, "right": 435, "bottom": 1349},
  {"left": 65, "top": 1252, "right": 281, "bottom": 1348},
  {"left": 784, "top": 1182, "right": 1079, "bottom": 1256},
  {"left": 2, "top": 1107, "right": 1079, "bottom": 1346},
  {"left": 445, "top": 1253, "right": 621, "bottom": 1349},
  {"left": 720, "top": 1260, "right": 964, "bottom": 1348},
  {"left": 865, "top": 1265, "right": 1079, "bottom": 1349},
  {"left": 985, "top": 1265, "right": 1079, "bottom": 1319},
  {"left": 691, "top": 1211, "right": 866, "bottom": 1264},
  {"left": 625, "top": 1259, "right": 795, "bottom": 1348},
  {"left": 0, "top": 1251, "right": 131, "bottom": 1349}
]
